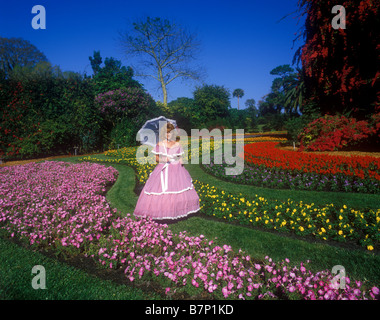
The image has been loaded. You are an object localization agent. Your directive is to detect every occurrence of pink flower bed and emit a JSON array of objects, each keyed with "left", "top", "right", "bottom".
[
  {"left": 0, "top": 161, "right": 117, "bottom": 251},
  {"left": 93, "top": 216, "right": 379, "bottom": 300},
  {"left": 0, "top": 161, "right": 378, "bottom": 300}
]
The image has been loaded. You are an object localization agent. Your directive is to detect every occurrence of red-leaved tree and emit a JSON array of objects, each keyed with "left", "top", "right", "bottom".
[{"left": 296, "top": 0, "right": 380, "bottom": 119}]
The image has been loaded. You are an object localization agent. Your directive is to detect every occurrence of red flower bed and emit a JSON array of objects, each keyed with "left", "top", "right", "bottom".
[{"left": 243, "top": 142, "right": 380, "bottom": 181}]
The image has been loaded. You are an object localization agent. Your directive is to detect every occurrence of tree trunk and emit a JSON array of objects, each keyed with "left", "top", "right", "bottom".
[
  {"left": 158, "top": 67, "right": 168, "bottom": 107},
  {"left": 162, "top": 83, "right": 168, "bottom": 107}
]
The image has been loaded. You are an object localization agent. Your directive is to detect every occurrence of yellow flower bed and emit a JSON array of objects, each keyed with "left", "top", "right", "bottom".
[
  {"left": 244, "top": 136, "right": 287, "bottom": 142},
  {"left": 79, "top": 137, "right": 379, "bottom": 250},
  {"left": 194, "top": 179, "right": 379, "bottom": 250}
]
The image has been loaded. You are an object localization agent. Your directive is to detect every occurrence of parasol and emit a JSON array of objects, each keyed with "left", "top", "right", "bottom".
[{"left": 137, "top": 116, "right": 177, "bottom": 147}]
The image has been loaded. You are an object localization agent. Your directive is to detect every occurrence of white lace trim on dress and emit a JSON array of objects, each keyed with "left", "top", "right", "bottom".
[
  {"left": 144, "top": 184, "right": 195, "bottom": 195},
  {"left": 134, "top": 207, "right": 201, "bottom": 220}
]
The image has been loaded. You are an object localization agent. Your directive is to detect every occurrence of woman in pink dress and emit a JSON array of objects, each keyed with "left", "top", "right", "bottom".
[{"left": 134, "top": 123, "right": 200, "bottom": 220}]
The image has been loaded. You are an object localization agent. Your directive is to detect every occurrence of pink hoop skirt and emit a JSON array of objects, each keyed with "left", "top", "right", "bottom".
[{"left": 133, "top": 144, "right": 200, "bottom": 220}]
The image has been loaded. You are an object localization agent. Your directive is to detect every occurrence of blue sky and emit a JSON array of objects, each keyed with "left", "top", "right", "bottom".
[{"left": 1, "top": 0, "right": 305, "bottom": 109}]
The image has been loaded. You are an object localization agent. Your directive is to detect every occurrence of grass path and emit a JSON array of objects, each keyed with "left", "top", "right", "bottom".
[
  {"left": 0, "top": 157, "right": 151, "bottom": 300},
  {"left": 48, "top": 155, "right": 380, "bottom": 285},
  {"left": 0, "top": 236, "right": 157, "bottom": 300},
  {"left": 94, "top": 159, "right": 380, "bottom": 285},
  {"left": 1, "top": 154, "right": 379, "bottom": 300},
  {"left": 192, "top": 160, "right": 380, "bottom": 210},
  {"left": 105, "top": 164, "right": 139, "bottom": 214}
]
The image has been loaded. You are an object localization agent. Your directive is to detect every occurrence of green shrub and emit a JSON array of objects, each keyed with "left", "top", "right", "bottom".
[
  {"left": 95, "top": 87, "right": 159, "bottom": 149},
  {"left": 284, "top": 116, "right": 309, "bottom": 142}
]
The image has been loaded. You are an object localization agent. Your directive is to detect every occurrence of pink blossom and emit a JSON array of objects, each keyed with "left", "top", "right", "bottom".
[
  {"left": 1, "top": 161, "right": 377, "bottom": 301},
  {"left": 222, "top": 286, "right": 229, "bottom": 298}
]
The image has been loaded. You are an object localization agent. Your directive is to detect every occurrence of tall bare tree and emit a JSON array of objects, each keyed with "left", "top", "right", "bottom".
[{"left": 119, "top": 17, "right": 204, "bottom": 106}]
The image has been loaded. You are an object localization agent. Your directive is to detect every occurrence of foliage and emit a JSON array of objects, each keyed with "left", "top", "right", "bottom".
[
  {"left": 0, "top": 37, "right": 48, "bottom": 78},
  {"left": 298, "top": 114, "right": 376, "bottom": 151},
  {"left": 0, "top": 38, "right": 153, "bottom": 160},
  {"left": 295, "top": 0, "right": 380, "bottom": 118},
  {"left": 245, "top": 99, "right": 257, "bottom": 117},
  {"left": 11, "top": 120, "right": 71, "bottom": 159},
  {"left": 109, "top": 117, "right": 142, "bottom": 149},
  {"left": 94, "top": 87, "right": 159, "bottom": 148},
  {"left": 8, "top": 61, "right": 64, "bottom": 82},
  {"left": 266, "top": 64, "right": 302, "bottom": 114},
  {"left": 256, "top": 65, "right": 305, "bottom": 132},
  {"left": 227, "top": 109, "right": 243, "bottom": 129},
  {"left": 167, "top": 97, "right": 199, "bottom": 133},
  {"left": 259, "top": 113, "right": 289, "bottom": 132},
  {"left": 242, "top": 102, "right": 259, "bottom": 132},
  {"left": 370, "top": 112, "right": 380, "bottom": 137},
  {"left": 232, "top": 88, "right": 244, "bottom": 110},
  {"left": 95, "top": 87, "right": 155, "bottom": 121},
  {"left": 0, "top": 66, "right": 100, "bottom": 160},
  {"left": 168, "top": 95, "right": 256, "bottom": 133},
  {"left": 0, "top": 81, "right": 27, "bottom": 158},
  {"left": 88, "top": 51, "right": 142, "bottom": 95},
  {"left": 284, "top": 115, "right": 310, "bottom": 142},
  {"left": 193, "top": 84, "right": 230, "bottom": 126},
  {"left": 203, "top": 116, "right": 232, "bottom": 132},
  {"left": 284, "top": 68, "right": 307, "bottom": 114},
  {"left": 232, "top": 88, "right": 244, "bottom": 98}
]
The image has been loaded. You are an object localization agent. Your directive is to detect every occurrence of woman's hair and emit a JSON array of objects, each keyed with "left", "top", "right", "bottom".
[{"left": 160, "top": 122, "right": 176, "bottom": 141}]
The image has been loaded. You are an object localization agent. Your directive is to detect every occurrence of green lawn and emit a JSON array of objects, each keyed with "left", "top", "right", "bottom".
[
  {"left": 197, "top": 148, "right": 380, "bottom": 211},
  {"left": 0, "top": 236, "right": 157, "bottom": 300},
  {"left": 1, "top": 153, "right": 378, "bottom": 300},
  {"left": 52, "top": 154, "right": 380, "bottom": 285},
  {"left": 169, "top": 166, "right": 380, "bottom": 285},
  {"left": 98, "top": 156, "right": 380, "bottom": 285}
]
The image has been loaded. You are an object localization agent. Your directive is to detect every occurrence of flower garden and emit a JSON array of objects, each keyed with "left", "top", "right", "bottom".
[
  {"left": 1, "top": 135, "right": 378, "bottom": 300},
  {"left": 201, "top": 140, "right": 379, "bottom": 251},
  {"left": 1, "top": 0, "right": 379, "bottom": 303}
]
